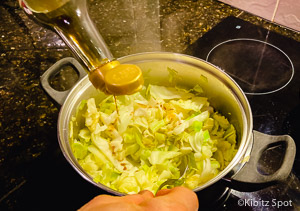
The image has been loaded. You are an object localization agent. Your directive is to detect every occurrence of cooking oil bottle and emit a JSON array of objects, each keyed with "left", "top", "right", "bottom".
[{"left": 19, "top": 0, "right": 143, "bottom": 95}]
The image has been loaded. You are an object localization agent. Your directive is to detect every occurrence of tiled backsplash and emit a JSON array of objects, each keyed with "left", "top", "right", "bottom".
[
  {"left": 275, "top": 0, "right": 300, "bottom": 32},
  {"left": 219, "top": 0, "right": 300, "bottom": 32}
]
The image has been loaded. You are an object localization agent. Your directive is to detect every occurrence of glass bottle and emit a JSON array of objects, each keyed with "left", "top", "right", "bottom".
[{"left": 19, "top": 0, "right": 143, "bottom": 95}]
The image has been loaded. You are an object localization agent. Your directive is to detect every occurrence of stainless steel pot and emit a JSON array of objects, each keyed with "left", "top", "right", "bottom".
[{"left": 41, "top": 52, "right": 296, "bottom": 208}]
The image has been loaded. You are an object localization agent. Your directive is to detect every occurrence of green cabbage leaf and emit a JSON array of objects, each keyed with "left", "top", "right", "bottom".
[{"left": 70, "top": 84, "right": 237, "bottom": 194}]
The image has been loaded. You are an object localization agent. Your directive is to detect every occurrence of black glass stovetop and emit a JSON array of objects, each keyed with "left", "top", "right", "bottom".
[{"left": 186, "top": 16, "right": 300, "bottom": 210}]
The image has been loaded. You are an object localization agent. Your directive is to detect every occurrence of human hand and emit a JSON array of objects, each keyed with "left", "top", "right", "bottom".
[{"left": 78, "top": 186, "right": 199, "bottom": 211}]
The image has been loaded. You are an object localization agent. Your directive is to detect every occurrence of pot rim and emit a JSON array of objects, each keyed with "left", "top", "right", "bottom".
[{"left": 56, "top": 52, "right": 253, "bottom": 194}]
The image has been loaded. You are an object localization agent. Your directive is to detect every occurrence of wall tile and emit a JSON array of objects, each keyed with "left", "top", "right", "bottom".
[
  {"left": 219, "top": 0, "right": 277, "bottom": 21},
  {"left": 274, "top": 0, "right": 300, "bottom": 32}
]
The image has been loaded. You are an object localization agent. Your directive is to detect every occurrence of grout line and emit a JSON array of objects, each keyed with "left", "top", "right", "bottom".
[
  {"left": 271, "top": 0, "right": 281, "bottom": 22},
  {"left": 0, "top": 180, "right": 26, "bottom": 203},
  {"left": 236, "top": 11, "right": 244, "bottom": 18}
]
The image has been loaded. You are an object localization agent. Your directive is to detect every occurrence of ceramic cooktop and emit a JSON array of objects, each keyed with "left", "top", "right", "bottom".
[{"left": 186, "top": 16, "right": 300, "bottom": 211}]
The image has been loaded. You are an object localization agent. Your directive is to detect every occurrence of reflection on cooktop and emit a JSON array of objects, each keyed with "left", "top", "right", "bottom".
[
  {"left": 206, "top": 38, "right": 294, "bottom": 95},
  {"left": 186, "top": 16, "right": 300, "bottom": 211}
]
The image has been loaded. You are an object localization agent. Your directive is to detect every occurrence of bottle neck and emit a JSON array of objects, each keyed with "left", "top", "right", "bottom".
[{"left": 22, "top": 0, "right": 113, "bottom": 71}]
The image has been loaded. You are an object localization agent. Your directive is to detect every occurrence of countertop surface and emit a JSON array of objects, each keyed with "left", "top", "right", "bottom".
[{"left": 1, "top": 0, "right": 300, "bottom": 210}]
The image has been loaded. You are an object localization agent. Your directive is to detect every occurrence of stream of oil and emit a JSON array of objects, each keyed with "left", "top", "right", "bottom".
[{"left": 113, "top": 95, "right": 120, "bottom": 116}]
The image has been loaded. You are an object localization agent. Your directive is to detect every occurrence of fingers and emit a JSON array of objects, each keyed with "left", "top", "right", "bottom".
[
  {"left": 155, "top": 188, "right": 172, "bottom": 196},
  {"left": 120, "top": 190, "right": 154, "bottom": 205},
  {"left": 156, "top": 187, "right": 199, "bottom": 211},
  {"left": 78, "top": 195, "right": 140, "bottom": 211},
  {"left": 79, "top": 188, "right": 198, "bottom": 211},
  {"left": 138, "top": 190, "right": 155, "bottom": 199},
  {"left": 78, "top": 191, "right": 154, "bottom": 211},
  {"left": 78, "top": 195, "right": 117, "bottom": 211}
]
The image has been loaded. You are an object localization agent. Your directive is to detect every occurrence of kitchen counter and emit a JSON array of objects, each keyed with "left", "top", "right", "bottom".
[{"left": 0, "top": 0, "right": 299, "bottom": 210}]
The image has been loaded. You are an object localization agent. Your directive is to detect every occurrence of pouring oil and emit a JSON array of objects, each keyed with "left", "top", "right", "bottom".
[
  {"left": 113, "top": 95, "right": 119, "bottom": 116},
  {"left": 21, "top": 0, "right": 144, "bottom": 96},
  {"left": 21, "top": 0, "right": 105, "bottom": 70}
]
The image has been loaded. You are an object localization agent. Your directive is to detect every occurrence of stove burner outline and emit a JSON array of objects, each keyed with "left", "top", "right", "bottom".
[{"left": 206, "top": 38, "right": 294, "bottom": 95}]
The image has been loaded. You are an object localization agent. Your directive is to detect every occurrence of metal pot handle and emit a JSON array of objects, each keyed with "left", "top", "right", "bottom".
[
  {"left": 228, "top": 130, "right": 296, "bottom": 191},
  {"left": 40, "top": 57, "right": 87, "bottom": 105}
]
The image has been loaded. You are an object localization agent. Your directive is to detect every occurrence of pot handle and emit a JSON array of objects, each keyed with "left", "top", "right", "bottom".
[
  {"left": 40, "top": 57, "right": 87, "bottom": 105},
  {"left": 228, "top": 130, "right": 296, "bottom": 191}
]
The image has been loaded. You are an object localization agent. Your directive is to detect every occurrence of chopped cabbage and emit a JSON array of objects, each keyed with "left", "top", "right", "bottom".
[{"left": 70, "top": 84, "right": 237, "bottom": 194}]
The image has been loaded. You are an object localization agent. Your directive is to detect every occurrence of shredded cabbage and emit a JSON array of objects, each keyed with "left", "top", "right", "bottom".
[{"left": 70, "top": 84, "right": 237, "bottom": 194}]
